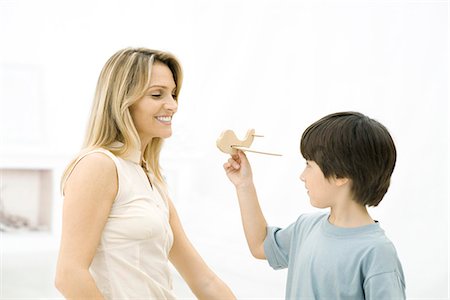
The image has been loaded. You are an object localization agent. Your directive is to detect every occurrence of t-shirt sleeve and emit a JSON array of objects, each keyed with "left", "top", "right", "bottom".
[
  {"left": 364, "top": 271, "right": 406, "bottom": 300},
  {"left": 263, "top": 223, "right": 296, "bottom": 270}
]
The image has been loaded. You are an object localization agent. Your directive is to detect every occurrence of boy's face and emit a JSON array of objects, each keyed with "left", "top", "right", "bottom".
[{"left": 300, "top": 160, "right": 341, "bottom": 208}]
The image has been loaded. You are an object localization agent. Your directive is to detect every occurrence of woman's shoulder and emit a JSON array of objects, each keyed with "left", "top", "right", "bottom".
[
  {"left": 63, "top": 148, "right": 118, "bottom": 195},
  {"left": 74, "top": 148, "right": 118, "bottom": 171},
  {"left": 79, "top": 150, "right": 116, "bottom": 168},
  {"left": 62, "top": 150, "right": 118, "bottom": 218}
]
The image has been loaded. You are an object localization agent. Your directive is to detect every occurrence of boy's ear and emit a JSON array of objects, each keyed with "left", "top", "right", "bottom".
[{"left": 334, "top": 176, "right": 349, "bottom": 187}]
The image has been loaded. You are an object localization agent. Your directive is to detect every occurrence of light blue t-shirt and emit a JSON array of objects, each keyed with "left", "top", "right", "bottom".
[{"left": 264, "top": 212, "right": 405, "bottom": 300}]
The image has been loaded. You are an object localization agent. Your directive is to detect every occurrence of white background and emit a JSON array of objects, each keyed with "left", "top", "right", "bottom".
[{"left": 0, "top": 0, "right": 448, "bottom": 299}]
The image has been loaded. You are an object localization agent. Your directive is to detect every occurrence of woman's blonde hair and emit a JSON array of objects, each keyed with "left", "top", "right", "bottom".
[{"left": 61, "top": 47, "right": 183, "bottom": 193}]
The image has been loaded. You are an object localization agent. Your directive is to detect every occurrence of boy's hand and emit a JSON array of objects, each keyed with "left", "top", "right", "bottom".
[{"left": 223, "top": 150, "right": 253, "bottom": 188}]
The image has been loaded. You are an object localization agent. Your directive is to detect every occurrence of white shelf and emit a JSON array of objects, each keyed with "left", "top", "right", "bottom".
[{"left": 0, "top": 149, "right": 69, "bottom": 234}]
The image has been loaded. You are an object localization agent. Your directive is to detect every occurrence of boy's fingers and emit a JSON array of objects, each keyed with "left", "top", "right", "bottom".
[
  {"left": 238, "top": 150, "right": 248, "bottom": 162},
  {"left": 226, "top": 158, "right": 240, "bottom": 170}
]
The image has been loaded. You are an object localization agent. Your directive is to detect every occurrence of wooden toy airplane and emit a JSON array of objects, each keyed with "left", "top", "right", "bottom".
[{"left": 216, "top": 129, "right": 282, "bottom": 156}]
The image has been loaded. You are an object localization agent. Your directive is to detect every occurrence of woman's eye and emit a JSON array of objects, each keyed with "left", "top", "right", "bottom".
[{"left": 151, "top": 94, "right": 162, "bottom": 98}]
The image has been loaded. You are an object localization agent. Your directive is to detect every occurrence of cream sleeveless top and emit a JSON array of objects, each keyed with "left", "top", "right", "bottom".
[{"left": 71, "top": 145, "right": 176, "bottom": 299}]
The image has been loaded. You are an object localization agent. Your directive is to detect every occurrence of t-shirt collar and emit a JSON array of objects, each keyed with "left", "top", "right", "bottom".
[{"left": 321, "top": 213, "right": 382, "bottom": 237}]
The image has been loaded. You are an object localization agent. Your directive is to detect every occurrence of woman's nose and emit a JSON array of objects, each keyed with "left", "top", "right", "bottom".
[{"left": 165, "top": 96, "right": 178, "bottom": 112}]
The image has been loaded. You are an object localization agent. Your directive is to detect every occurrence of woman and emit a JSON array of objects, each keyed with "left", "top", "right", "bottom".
[{"left": 55, "top": 47, "right": 236, "bottom": 299}]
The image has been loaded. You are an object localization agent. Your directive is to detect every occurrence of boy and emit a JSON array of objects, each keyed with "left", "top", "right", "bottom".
[{"left": 223, "top": 112, "right": 406, "bottom": 299}]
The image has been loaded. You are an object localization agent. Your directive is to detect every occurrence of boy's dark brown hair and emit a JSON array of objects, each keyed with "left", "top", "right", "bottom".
[{"left": 300, "top": 111, "right": 396, "bottom": 207}]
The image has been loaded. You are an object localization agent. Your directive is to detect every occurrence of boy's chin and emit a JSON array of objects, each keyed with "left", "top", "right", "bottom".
[{"left": 309, "top": 199, "right": 328, "bottom": 209}]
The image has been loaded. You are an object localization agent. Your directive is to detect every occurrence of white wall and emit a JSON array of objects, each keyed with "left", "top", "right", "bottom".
[{"left": 1, "top": 0, "right": 448, "bottom": 299}]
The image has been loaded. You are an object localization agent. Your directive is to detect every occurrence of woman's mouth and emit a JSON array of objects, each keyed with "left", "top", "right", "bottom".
[{"left": 155, "top": 116, "right": 172, "bottom": 124}]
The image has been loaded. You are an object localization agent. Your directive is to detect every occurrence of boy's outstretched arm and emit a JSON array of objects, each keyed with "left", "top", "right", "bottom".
[{"left": 223, "top": 150, "right": 267, "bottom": 259}]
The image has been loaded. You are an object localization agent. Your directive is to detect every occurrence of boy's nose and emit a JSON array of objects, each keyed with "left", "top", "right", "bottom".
[{"left": 299, "top": 171, "right": 306, "bottom": 182}]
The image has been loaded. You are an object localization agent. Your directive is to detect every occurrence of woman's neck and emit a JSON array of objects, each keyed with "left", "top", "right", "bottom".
[{"left": 139, "top": 138, "right": 151, "bottom": 164}]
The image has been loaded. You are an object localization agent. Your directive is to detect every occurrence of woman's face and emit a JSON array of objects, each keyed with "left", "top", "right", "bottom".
[{"left": 129, "top": 62, "right": 178, "bottom": 144}]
